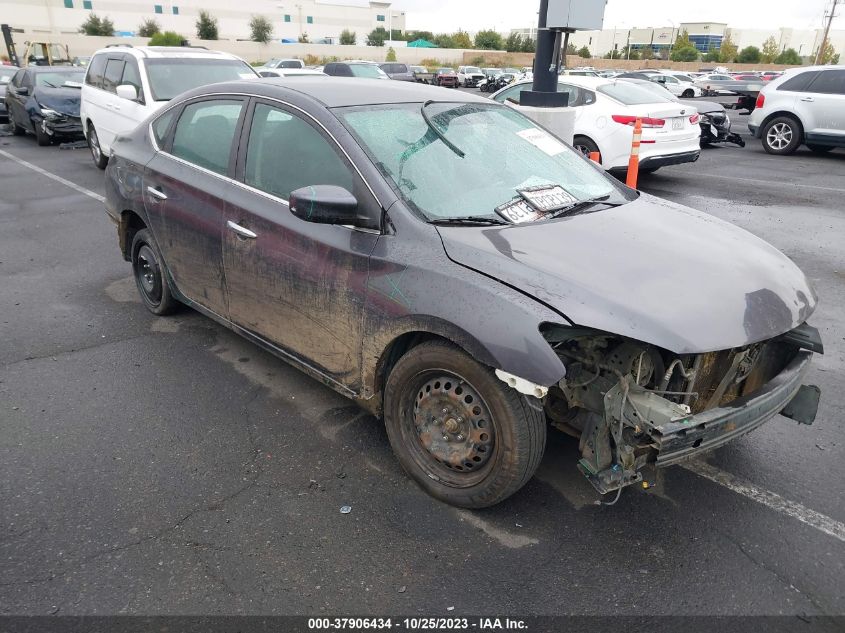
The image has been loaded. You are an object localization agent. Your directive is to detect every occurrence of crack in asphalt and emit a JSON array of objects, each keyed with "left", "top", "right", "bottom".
[{"left": 2, "top": 332, "right": 158, "bottom": 369}]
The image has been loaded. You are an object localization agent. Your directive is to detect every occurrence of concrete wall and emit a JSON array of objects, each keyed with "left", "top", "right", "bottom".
[{"left": 6, "top": 33, "right": 477, "bottom": 64}]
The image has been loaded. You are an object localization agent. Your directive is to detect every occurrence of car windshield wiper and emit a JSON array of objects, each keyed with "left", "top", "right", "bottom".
[
  {"left": 421, "top": 100, "right": 465, "bottom": 158},
  {"left": 429, "top": 216, "right": 510, "bottom": 227},
  {"left": 41, "top": 81, "right": 57, "bottom": 88},
  {"left": 546, "top": 195, "right": 626, "bottom": 219}
]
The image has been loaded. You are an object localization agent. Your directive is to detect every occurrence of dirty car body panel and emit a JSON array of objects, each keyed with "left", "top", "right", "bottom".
[{"left": 104, "top": 77, "right": 822, "bottom": 505}]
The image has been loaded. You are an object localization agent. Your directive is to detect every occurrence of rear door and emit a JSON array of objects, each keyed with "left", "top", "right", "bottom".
[
  {"left": 143, "top": 96, "right": 247, "bottom": 317},
  {"left": 97, "top": 55, "right": 128, "bottom": 151},
  {"left": 5, "top": 70, "right": 30, "bottom": 130},
  {"left": 223, "top": 99, "right": 381, "bottom": 389},
  {"left": 803, "top": 69, "right": 845, "bottom": 146}
]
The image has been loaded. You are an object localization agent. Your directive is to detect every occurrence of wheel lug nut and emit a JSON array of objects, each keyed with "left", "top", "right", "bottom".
[
  {"left": 442, "top": 408, "right": 448, "bottom": 414},
  {"left": 456, "top": 434, "right": 464, "bottom": 441},
  {"left": 442, "top": 435, "right": 449, "bottom": 441}
]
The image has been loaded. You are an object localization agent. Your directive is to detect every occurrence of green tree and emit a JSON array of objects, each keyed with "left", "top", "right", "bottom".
[
  {"left": 390, "top": 29, "right": 406, "bottom": 41},
  {"left": 624, "top": 46, "right": 641, "bottom": 60},
  {"left": 195, "top": 10, "right": 218, "bottom": 40},
  {"left": 774, "top": 48, "right": 802, "bottom": 65},
  {"left": 737, "top": 46, "right": 761, "bottom": 63},
  {"left": 577, "top": 45, "right": 591, "bottom": 58},
  {"left": 339, "top": 29, "right": 356, "bottom": 45},
  {"left": 385, "top": 46, "right": 397, "bottom": 62},
  {"left": 137, "top": 18, "right": 160, "bottom": 38},
  {"left": 366, "top": 26, "right": 388, "bottom": 46},
  {"left": 504, "top": 32, "right": 523, "bottom": 52},
  {"left": 405, "top": 30, "right": 434, "bottom": 43},
  {"left": 433, "top": 33, "right": 455, "bottom": 48},
  {"left": 670, "top": 45, "right": 699, "bottom": 62},
  {"left": 566, "top": 42, "right": 577, "bottom": 55},
  {"left": 719, "top": 33, "right": 738, "bottom": 63},
  {"left": 249, "top": 15, "right": 273, "bottom": 43},
  {"left": 703, "top": 45, "right": 720, "bottom": 62},
  {"left": 452, "top": 29, "right": 472, "bottom": 49},
  {"left": 640, "top": 46, "right": 654, "bottom": 60},
  {"left": 760, "top": 36, "right": 779, "bottom": 63},
  {"left": 149, "top": 31, "right": 184, "bottom": 46},
  {"left": 520, "top": 37, "right": 535, "bottom": 53},
  {"left": 673, "top": 29, "right": 693, "bottom": 49},
  {"left": 298, "top": 32, "right": 309, "bottom": 44},
  {"left": 79, "top": 13, "right": 115, "bottom": 36},
  {"left": 816, "top": 41, "right": 839, "bottom": 64},
  {"left": 474, "top": 29, "right": 503, "bottom": 50}
]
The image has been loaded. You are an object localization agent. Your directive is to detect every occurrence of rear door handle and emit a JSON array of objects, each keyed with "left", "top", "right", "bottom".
[
  {"left": 227, "top": 220, "right": 257, "bottom": 239},
  {"left": 800, "top": 97, "right": 814, "bottom": 102},
  {"left": 146, "top": 186, "right": 167, "bottom": 201}
]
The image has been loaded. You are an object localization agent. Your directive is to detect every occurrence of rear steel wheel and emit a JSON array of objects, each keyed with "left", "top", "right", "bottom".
[
  {"left": 87, "top": 124, "right": 109, "bottom": 169},
  {"left": 131, "top": 228, "right": 178, "bottom": 316}
]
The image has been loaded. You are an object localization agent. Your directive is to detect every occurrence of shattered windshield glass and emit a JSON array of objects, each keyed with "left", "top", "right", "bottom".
[{"left": 338, "top": 102, "right": 621, "bottom": 222}]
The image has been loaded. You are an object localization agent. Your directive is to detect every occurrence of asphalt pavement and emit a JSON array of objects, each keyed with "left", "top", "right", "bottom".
[{"left": 1, "top": 110, "right": 843, "bottom": 624}]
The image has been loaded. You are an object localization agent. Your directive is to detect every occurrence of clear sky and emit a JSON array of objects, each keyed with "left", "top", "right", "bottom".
[{"left": 389, "top": 0, "right": 835, "bottom": 34}]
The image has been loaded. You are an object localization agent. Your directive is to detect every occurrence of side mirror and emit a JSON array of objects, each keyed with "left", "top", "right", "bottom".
[
  {"left": 116, "top": 84, "right": 138, "bottom": 101},
  {"left": 17, "top": 86, "right": 29, "bottom": 96},
  {"left": 289, "top": 185, "right": 372, "bottom": 228}
]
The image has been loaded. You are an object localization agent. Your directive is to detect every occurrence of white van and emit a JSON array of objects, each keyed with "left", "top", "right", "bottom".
[{"left": 80, "top": 45, "right": 258, "bottom": 168}]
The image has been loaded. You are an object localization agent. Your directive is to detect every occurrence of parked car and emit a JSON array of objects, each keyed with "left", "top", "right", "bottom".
[
  {"left": 0, "top": 65, "right": 20, "bottom": 121},
  {"left": 4, "top": 66, "right": 85, "bottom": 145},
  {"left": 258, "top": 68, "right": 326, "bottom": 78},
  {"left": 618, "top": 71, "right": 703, "bottom": 98},
  {"left": 761, "top": 71, "right": 784, "bottom": 81},
  {"left": 80, "top": 45, "right": 258, "bottom": 169},
  {"left": 434, "top": 67, "right": 458, "bottom": 88},
  {"left": 748, "top": 65, "right": 845, "bottom": 155},
  {"left": 379, "top": 62, "right": 415, "bottom": 82},
  {"left": 410, "top": 65, "right": 433, "bottom": 83},
  {"left": 259, "top": 58, "right": 305, "bottom": 70},
  {"left": 694, "top": 72, "right": 737, "bottom": 95},
  {"left": 457, "top": 65, "right": 485, "bottom": 87},
  {"left": 104, "top": 76, "right": 822, "bottom": 508},
  {"left": 491, "top": 76, "right": 701, "bottom": 173},
  {"left": 323, "top": 61, "right": 389, "bottom": 79}
]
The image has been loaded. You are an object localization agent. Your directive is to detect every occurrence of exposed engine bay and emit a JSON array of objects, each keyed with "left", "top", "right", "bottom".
[{"left": 541, "top": 324, "right": 823, "bottom": 499}]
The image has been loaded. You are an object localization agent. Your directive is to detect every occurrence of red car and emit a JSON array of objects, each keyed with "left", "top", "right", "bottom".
[{"left": 435, "top": 68, "right": 459, "bottom": 88}]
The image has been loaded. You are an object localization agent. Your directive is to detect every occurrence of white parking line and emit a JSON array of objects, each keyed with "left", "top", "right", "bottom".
[
  {"left": 682, "top": 460, "right": 845, "bottom": 543},
  {"left": 0, "top": 149, "right": 105, "bottom": 203},
  {"left": 692, "top": 172, "right": 845, "bottom": 194}
]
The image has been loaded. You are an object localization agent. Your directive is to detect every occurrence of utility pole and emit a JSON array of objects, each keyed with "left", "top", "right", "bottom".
[{"left": 815, "top": 0, "right": 840, "bottom": 65}]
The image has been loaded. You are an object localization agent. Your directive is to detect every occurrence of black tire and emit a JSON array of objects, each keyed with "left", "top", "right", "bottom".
[
  {"left": 573, "top": 135, "right": 601, "bottom": 162},
  {"left": 87, "top": 123, "right": 109, "bottom": 169},
  {"left": 682, "top": 89, "right": 695, "bottom": 98},
  {"left": 807, "top": 144, "right": 834, "bottom": 154},
  {"left": 384, "top": 340, "right": 546, "bottom": 508},
  {"left": 33, "top": 119, "right": 51, "bottom": 146},
  {"left": 761, "top": 115, "right": 802, "bottom": 155},
  {"left": 131, "top": 228, "right": 179, "bottom": 316}
]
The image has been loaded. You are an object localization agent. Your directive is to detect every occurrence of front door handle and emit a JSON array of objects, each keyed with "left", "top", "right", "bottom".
[
  {"left": 227, "top": 220, "right": 257, "bottom": 239},
  {"left": 800, "top": 97, "right": 814, "bottom": 102},
  {"left": 146, "top": 186, "right": 167, "bottom": 200}
]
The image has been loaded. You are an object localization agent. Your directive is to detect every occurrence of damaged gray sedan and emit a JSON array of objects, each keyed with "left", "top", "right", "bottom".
[{"left": 104, "top": 78, "right": 822, "bottom": 508}]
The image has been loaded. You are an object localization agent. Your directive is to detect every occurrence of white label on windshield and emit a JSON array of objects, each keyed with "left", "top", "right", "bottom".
[
  {"left": 496, "top": 198, "right": 543, "bottom": 224},
  {"left": 516, "top": 128, "right": 566, "bottom": 156},
  {"left": 519, "top": 185, "right": 577, "bottom": 212}
]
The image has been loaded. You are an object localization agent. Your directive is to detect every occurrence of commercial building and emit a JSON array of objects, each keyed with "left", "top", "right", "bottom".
[
  {"left": 513, "top": 22, "right": 845, "bottom": 61},
  {"left": 7, "top": 0, "right": 406, "bottom": 44}
]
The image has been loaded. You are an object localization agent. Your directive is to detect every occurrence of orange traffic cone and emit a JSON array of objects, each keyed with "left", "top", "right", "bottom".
[
  {"left": 589, "top": 151, "right": 601, "bottom": 164},
  {"left": 626, "top": 118, "right": 642, "bottom": 189}
]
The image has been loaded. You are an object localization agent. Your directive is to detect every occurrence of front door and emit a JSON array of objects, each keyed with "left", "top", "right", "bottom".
[
  {"left": 222, "top": 100, "right": 381, "bottom": 390},
  {"left": 143, "top": 97, "right": 247, "bottom": 317}
]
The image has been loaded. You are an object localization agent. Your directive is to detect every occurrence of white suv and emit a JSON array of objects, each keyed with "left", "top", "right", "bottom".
[
  {"left": 80, "top": 45, "right": 258, "bottom": 169},
  {"left": 748, "top": 65, "right": 845, "bottom": 155}
]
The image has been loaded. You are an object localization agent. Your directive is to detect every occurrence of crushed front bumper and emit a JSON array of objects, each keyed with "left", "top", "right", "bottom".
[
  {"left": 654, "top": 350, "right": 817, "bottom": 467},
  {"left": 42, "top": 115, "right": 84, "bottom": 139}
]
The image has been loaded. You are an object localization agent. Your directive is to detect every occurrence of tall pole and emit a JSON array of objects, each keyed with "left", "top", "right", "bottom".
[
  {"left": 815, "top": 0, "right": 840, "bottom": 65},
  {"left": 532, "top": 0, "right": 557, "bottom": 93}
]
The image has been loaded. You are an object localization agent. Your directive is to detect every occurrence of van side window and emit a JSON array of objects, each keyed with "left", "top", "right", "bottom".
[
  {"left": 85, "top": 54, "right": 107, "bottom": 89},
  {"left": 103, "top": 58, "right": 126, "bottom": 94}
]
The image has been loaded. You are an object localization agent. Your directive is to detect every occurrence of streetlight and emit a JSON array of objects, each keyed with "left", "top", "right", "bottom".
[{"left": 667, "top": 19, "right": 676, "bottom": 60}]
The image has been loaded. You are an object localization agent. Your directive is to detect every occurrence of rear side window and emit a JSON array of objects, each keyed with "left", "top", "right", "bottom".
[
  {"left": 778, "top": 71, "right": 820, "bottom": 92},
  {"left": 807, "top": 70, "right": 845, "bottom": 95},
  {"left": 103, "top": 58, "right": 125, "bottom": 94},
  {"left": 85, "top": 54, "right": 107, "bottom": 88},
  {"left": 244, "top": 103, "right": 353, "bottom": 200},
  {"left": 171, "top": 100, "right": 243, "bottom": 175}
]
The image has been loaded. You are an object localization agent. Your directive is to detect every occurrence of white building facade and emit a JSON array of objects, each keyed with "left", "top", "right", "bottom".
[{"left": 8, "top": 0, "right": 406, "bottom": 44}]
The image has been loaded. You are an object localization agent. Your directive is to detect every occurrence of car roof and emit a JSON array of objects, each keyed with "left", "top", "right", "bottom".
[
  {"left": 194, "top": 76, "right": 490, "bottom": 108},
  {"left": 91, "top": 46, "right": 244, "bottom": 60},
  {"left": 28, "top": 66, "right": 84, "bottom": 73}
]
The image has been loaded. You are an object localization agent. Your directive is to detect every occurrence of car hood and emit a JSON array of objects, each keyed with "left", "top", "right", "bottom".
[
  {"left": 437, "top": 193, "right": 816, "bottom": 353},
  {"left": 34, "top": 86, "right": 81, "bottom": 116}
]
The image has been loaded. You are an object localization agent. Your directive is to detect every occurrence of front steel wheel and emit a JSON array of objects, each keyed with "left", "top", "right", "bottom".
[{"left": 384, "top": 341, "right": 546, "bottom": 508}]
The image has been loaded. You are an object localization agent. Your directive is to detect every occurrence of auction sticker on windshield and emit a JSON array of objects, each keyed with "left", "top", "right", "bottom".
[
  {"left": 496, "top": 197, "right": 543, "bottom": 224},
  {"left": 519, "top": 185, "right": 577, "bottom": 212},
  {"left": 516, "top": 128, "right": 567, "bottom": 156}
]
